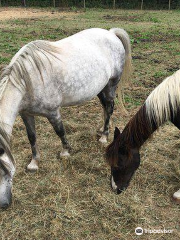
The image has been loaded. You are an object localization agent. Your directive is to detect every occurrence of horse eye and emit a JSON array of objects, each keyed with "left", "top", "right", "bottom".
[
  {"left": 0, "top": 148, "right": 5, "bottom": 156},
  {"left": 0, "top": 161, "right": 9, "bottom": 176}
]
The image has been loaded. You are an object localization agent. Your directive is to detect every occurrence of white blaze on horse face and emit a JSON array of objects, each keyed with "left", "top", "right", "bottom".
[{"left": 111, "top": 176, "right": 117, "bottom": 190}]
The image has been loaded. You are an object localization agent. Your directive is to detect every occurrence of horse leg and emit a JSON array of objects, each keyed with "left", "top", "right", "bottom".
[
  {"left": 21, "top": 114, "right": 40, "bottom": 171},
  {"left": 47, "top": 110, "right": 71, "bottom": 157},
  {"left": 98, "top": 82, "right": 117, "bottom": 144}
]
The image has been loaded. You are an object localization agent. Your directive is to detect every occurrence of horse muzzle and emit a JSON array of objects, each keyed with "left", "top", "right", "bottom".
[
  {"left": 0, "top": 192, "right": 12, "bottom": 209},
  {"left": 116, "top": 187, "right": 128, "bottom": 194},
  {"left": 110, "top": 175, "right": 128, "bottom": 194}
]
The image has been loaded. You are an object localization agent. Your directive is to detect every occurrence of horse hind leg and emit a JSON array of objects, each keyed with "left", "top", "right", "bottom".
[
  {"left": 47, "top": 110, "right": 71, "bottom": 157},
  {"left": 98, "top": 81, "right": 117, "bottom": 144},
  {"left": 21, "top": 114, "right": 40, "bottom": 171}
]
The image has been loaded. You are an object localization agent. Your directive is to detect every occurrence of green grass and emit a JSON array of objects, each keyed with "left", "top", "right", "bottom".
[{"left": 0, "top": 7, "right": 180, "bottom": 240}]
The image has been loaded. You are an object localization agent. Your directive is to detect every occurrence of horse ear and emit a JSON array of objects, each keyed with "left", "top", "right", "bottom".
[{"left": 114, "top": 127, "right": 121, "bottom": 140}]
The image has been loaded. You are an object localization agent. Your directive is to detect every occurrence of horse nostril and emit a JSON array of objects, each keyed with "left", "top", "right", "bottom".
[
  {"left": 0, "top": 198, "right": 12, "bottom": 209},
  {"left": 117, "top": 186, "right": 128, "bottom": 194},
  {"left": 1, "top": 203, "right": 9, "bottom": 209},
  {"left": 117, "top": 189, "right": 123, "bottom": 194}
]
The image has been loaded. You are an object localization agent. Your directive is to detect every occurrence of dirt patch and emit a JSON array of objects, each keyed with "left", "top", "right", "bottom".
[
  {"left": 0, "top": 7, "right": 77, "bottom": 21},
  {"left": 103, "top": 14, "right": 139, "bottom": 22}
]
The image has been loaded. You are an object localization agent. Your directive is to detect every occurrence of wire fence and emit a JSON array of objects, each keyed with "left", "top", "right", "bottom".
[{"left": 0, "top": 0, "right": 180, "bottom": 10}]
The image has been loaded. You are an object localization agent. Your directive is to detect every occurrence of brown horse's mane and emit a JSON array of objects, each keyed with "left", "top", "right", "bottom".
[{"left": 106, "top": 104, "right": 157, "bottom": 167}]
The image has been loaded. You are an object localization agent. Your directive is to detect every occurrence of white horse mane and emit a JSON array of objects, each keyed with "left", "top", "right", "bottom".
[
  {"left": 0, "top": 40, "right": 61, "bottom": 97},
  {"left": 0, "top": 40, "right": 61, "bottom": 169},
  {"left": 0, "top": 123, "right": 14, "bottom": 170},
  {"left": 146, "top": 69, "right": 180, "bottom": 126}
]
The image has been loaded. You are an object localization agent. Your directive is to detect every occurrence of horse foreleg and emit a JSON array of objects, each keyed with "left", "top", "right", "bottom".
[
  {"left": 21, "top": 114, "right": 40, "bottom": 171},
  {"left": 47, "top": 110, "right": 71, "bottom": 157}
]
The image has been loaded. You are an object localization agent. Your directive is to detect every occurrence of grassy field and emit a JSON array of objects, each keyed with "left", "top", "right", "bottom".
[{"left": 0, "top": 7, "right": 180, "bottom": 240}]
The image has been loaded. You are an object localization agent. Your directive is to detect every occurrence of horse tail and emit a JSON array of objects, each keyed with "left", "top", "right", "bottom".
[
  {"left": 146, "top": 70, "right": 180, "bottom": 127},
  {"left": 110, "top": 28, "right": 132, "bottom": 113}
]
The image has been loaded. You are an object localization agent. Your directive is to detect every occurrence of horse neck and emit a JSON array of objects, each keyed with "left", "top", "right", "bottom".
[
  {"left": 120, "top": 104, "right": 158, "bottom": 150},
  {"left": 0, "top": 80, "right": 24, "bottom": 136}
]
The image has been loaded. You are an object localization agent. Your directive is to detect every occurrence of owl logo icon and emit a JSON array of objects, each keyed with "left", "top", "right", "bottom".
[{"left": 135, "top": 227, "right": 143, "bottom": 235}]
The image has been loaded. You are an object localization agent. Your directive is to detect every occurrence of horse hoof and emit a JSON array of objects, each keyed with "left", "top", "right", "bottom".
[
  {"left": 60, "top": 149, "right": 70, "bottom": 157},
  {"left": 27, "top": 160, "right": 39, "bottom": 172},
  {"left": 172, "top": 190, "right": 180, "bottom": 204},
  {"left": 99, "top": 135, "right": 107, "bottom": 144}
]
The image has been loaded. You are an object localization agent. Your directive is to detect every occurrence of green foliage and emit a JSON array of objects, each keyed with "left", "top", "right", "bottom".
[{"left": 1, "top": 0, "right": 180, "bottom": 9}]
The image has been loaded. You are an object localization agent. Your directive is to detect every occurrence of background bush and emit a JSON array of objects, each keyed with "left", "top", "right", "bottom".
[{"left": 1, "top": 0, "right": 180, "bottom": 9}]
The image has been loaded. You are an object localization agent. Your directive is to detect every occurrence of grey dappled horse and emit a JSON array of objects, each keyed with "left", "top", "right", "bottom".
[{"left": 0, "top": 28, "right": 132, "bottom": 208}]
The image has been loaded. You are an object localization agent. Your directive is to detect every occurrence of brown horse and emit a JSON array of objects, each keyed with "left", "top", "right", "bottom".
[{"left": 106, "top": 70, "right": 180, "bottom": 203}]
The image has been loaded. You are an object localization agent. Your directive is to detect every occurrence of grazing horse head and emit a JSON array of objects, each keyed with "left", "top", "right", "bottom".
[
  {"left": 106, "top": 127, "right": 140, "bottom": 194},
  {"left": 0, "top": 128, "right": 15, "bottom": 209}
]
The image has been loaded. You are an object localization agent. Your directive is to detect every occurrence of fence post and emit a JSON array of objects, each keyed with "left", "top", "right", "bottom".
[
  {"left": 53, "top": 0, "right": 56, "bottom": 8},
  {"left": 22, "top": 0, "right": 26, "bottom": 7},
  {"left": 113, "top": 0, "right": 116, "bottom": 9},
  {"left": 169, "top": 0, "right": 171, "bottom": 10},
  {"left": 141, "top": 0, "right": 144, "bottom": 10},
  {"left": 84, "top": 0, "right": 86, "bottom": 9}
]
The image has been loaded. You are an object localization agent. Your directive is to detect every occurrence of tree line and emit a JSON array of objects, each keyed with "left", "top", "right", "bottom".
[{"left": 0, "top": 0, "right": 180, "bottom": 9}]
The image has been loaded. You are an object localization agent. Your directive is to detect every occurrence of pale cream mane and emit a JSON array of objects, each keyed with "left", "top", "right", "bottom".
[{"left": 146, "top": 69, "right": 180, "bottom": 126}]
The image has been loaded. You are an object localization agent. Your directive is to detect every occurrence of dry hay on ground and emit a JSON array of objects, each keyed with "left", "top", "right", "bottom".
[{"left": 0, "top": 7, "right": 180, "bottom": 240}]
